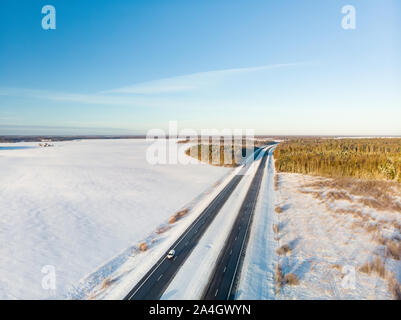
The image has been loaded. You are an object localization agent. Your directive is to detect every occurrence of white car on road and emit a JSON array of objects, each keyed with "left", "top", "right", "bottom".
[{"left": 167, "top": 250, "right": 175, "bottom": 260}]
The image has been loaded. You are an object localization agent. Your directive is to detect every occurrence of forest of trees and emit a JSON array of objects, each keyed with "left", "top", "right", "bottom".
[
  {"left": 274, "top": 138, "right": 401, "bottom": 182},
  {"left": 186, "top": 143, "right": 258, "bottom": 167}
]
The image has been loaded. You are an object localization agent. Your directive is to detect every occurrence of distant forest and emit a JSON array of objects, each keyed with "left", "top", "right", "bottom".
[{"left": 274, "top": 139, "right": 401, "bottom": 182}]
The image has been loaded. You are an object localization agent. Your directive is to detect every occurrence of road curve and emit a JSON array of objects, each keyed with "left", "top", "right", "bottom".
[
  {"left": 124, "top": 148, "right": 264, "bottom": 300},
  {"left": 202, "top": 147, "right": 269, "bottom": 300}
]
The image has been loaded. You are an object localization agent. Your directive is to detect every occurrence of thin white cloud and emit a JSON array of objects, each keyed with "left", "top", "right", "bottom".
[
  {"left": 105, "top": 63, "right": 300, "bottom": 95},
  {"left": 0, "top": 88, "right": 152, "bottom": 106},
  {"left": 0, "top": 63, "right": 304, "bottom": 106}
]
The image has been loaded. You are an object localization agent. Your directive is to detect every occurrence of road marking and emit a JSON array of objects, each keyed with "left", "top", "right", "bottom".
[
  {"left": 173, "top": 256, "right": 177, "bottom": 261},
  {"left": 223, "top": 266, "right": 227, "bottom": 273},
  {"left": 157, "top": 274, "right": 163, "bottom": 281},
  {"left": 230, "top": 250, "right": 232, "bottom": 255},
  {"left": 169, "top": 174, "right": 239, "bottom": 253},
  {"left": 226, "top": 148, "right": 270, "bottom": 300},
  {"left": 126, "top": 256, "right": 167, "bottom": 299},
  {"left": 235, "top": 236, "right": 238, "bottom": 240},
  {"left": 214, "top": 289, "right": 219, "bottom": 297}
]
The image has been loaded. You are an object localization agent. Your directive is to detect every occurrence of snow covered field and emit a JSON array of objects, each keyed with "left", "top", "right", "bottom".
[
  {"left": 0, "top": 139, "right": 231, "bottom": 299},
  {"left": 238, "top": 152, "right": 401, "bottom": 300}
]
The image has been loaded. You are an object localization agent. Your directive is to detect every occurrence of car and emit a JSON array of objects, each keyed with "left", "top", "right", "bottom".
[{"left": 167, "top": 249, "right": 175, "bottom": 260}]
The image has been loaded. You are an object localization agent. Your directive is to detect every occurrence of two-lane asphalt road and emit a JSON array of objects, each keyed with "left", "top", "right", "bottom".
[
  {"left": 124, "top": 148, "right": 265, "bottom": 300},
  {"left": 202, "top": 148, "right": 269, "bottom": 300}
]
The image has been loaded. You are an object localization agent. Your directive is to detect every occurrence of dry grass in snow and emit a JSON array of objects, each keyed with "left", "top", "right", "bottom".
[
  {"left": 138, "top": 242, "right": 148, "bottom": 252},
  {"left": 274, "top": 173, "right": 401, "bottom": 300},
  {"left": 276, "top": 244, "right": 291, "bottom": 256},
  {"left": 284, "top": 273, "right": 299, "bottom": 286}
]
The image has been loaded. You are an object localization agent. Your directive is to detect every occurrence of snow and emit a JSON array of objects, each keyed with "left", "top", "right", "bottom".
[
  {"left": 237, "top": 152, "right": 401, "bottom": 300},
  {"left": 0, "top": 139, "right": 231, "bottom": 299},
  {"left": 161, "top": 148, "right": 267, "bottom": 300}
]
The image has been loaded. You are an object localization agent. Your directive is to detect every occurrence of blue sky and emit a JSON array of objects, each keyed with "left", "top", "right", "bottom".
[{"left": 0, "top": 0, "right": 400, "bottom": 135}]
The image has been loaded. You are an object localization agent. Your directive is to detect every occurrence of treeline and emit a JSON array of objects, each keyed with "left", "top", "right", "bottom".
[
  {"left": 274, "top": 138, "right": 401, "bottom": 182},
  {"left": 0, "top": 135, "right": 148, "bottom": 143},
  {"left": 186, "top": 144, "right": 259, "bottom": 167}
]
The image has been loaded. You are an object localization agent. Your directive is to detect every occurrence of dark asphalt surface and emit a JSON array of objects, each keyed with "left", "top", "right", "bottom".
[
  {"left": 124, "top": 148, "right": 264, "bottom": 300},
  {"left": 202, "top": 148, "right": 269, "bottom": 300}
]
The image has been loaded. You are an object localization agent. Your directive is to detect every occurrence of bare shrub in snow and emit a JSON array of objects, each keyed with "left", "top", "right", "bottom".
[
  {"left": 169, "top": 208, "right": 189, "bottom": 225},
  {"left": 331, "top": 264, "right": 342, "bottom": 271},
  {"left": 275, "top": 206, "right": 283, "bottom": 214},
  {"left": 275, "top": 264, "right": 299, "bottom": 292},
  {"left": 273, "top": 224, "right": 279, "bottom": 234},
  {"left": 274, "top": 174, "right": 279, "bottom": 190},
  {"left": 326, "top": 191, "right": 352, "bottom": 202},
  {"left": 284, "top": 273, "right": 299, "bottom": 286},
  {"left": 334, "top": 207, "right": 356, "bottom": 215},
  {"left": 359, "top": 257, "right": 386, "bottom": 278},
  {"left": 177, "top": 209, "right": 189, "bottom": 217},
  {"left": 139, "top": 242, "right": 148, "bottom": 252},
  {"left": 393, "top": 221, "right": 401, "bottom": 233},
  {"left": 374, "top": 235, "right": 387, "bottom": 246},
  {"left": 276, "top": 244, "right": 291, "bottom": 256},
  {"left": 156, "top": 225, "right": 171, "bottom": 234},
  {"left": 88, "top": 293, "right": 96, "bottom": 300},
  {"left": 351, "top": 220, "right": 364, "bottom": 230},
  {"left": 275, "top": 264, "right": 284, "bottom": 293},
  {"left": 388, "top": 276, "right": 401, "bottom": 300},
  {"left": 310, "top": 191, "right": 323, "bottom": 201},
  {"left": 298, "top": 189, "right": 323, "bottom": 201},
  {"left": 365, "top": 223, "right": 379, "bottom": 234},
  {"left": 386, "top": 240, "right": 401, "bottom": 260},
  {"left": 100, "top": 277, "right": 113, "bottom": 290}
]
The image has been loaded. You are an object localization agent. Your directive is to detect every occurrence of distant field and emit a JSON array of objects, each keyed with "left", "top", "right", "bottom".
[{"left": 274, "top": 138, "right": 401, "bottom": 182}]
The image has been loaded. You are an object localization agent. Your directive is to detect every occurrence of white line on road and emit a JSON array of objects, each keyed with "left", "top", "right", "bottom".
[
  {"left": 126, "top": 256, "right": 167, "bottom": 299},
  {"left": 226, "top": 147, "right": 270, "bottom": 299},
  {"left": 157, "top": 274, "right": 163, "bottom": 281}
]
